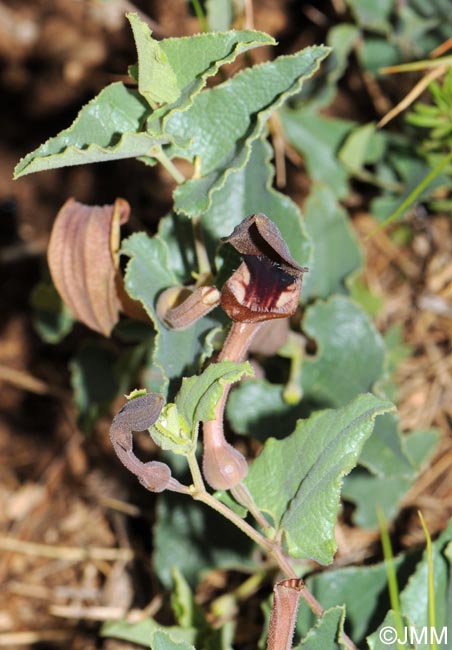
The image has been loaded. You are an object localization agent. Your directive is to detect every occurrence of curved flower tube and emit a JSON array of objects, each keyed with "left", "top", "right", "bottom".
[
  {"left": 110, "top": 393, "right": 186, "bottom": 493},
  {"left": 202, "top": 213, "right": 308, "bottom": 491}
]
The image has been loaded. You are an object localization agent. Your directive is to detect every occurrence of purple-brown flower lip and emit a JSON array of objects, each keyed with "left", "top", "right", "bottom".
[{"left": 220, "top": 214, "right": 308, "bottom": 323}]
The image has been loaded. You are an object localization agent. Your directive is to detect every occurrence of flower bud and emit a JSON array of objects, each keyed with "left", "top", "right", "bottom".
[
  {"left": 157, "top": 285, "right": 220, "bottom": 330},
  {"left": 202, "top": 432, "right": 248, "bottom": 490}
]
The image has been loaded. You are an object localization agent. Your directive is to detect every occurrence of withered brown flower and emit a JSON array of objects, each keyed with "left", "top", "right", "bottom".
[
  {"left": 220, "top": 214, "right": 308, "bottom": 323},
  {"left": 47, "top": 197, "right": 131, "bottom": 336}
]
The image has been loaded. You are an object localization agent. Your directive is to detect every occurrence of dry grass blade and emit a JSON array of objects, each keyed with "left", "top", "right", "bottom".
[
  {"left": 430, "top": 37, "right": 452, "bottom": 59},
  {"left": 377, "top": 64, "right": 447, "bottom": 128},
  {"left": 0, "top": 631, "right": 73, "bottom": 646},
  {"left": 0, "top": 537, "right": 134, "bottom": 562},
  {"left": 0, "top": 364, "right": 69, "bottom": 398}
]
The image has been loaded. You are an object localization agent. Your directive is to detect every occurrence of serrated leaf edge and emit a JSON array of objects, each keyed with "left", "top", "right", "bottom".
[{"left": 173, "top": 45, "right": 331, "bottom": 216}]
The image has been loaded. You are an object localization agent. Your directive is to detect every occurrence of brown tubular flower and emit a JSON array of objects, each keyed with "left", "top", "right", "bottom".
[
  {"left": 267, "top": 579, "right": 304, "bottom": 650},
  {"left": 47, "top": 197, "right": 138, "bottom": 336},
  {"left": 110, "top": 393, "right": 187, "bottom": 494},
  {"left": 202, "top": 214, "right": 308, "bottom": 492},
  {"left": 156, "top": 285, "right": 220, "bottom": 330}
]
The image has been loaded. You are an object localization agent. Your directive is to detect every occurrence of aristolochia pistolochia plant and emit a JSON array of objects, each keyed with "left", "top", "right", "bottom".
[{"left": 14, "top": 13, "right": 401, "bottom": 649}]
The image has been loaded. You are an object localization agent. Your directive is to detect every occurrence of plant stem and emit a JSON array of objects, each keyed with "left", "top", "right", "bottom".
[
  {"left": 191, "top": 0, "right": 208, "bottom": 32},
  {"left": 153, "top": 147, "right": 186, "bottom": 184},
  {"left": 193, "top": 488, "right": 274, "bottom": 552},
  {"left": 191, "top": 488, "right": 356, "bottom": 649},
  {"left": 368, "top": 149, "right": 452, "bottom": 235},
  {"left": 231, "top": 482, "right": 271, "bottom": 531},
  {"left": 187, "top": 446, "right": 205, "bottom": 491},
  {"left": 192, "top": 214, "right": 212, "bottom": 278}
]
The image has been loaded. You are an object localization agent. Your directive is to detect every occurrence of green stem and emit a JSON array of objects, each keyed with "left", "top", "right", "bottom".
[
  {"left": 381, "top": 55, "right": 452, "bottom": 73},
  {"left": 153, "top": 147, "right": 186, "bottom": 184},
  {"left": 193, "top": 489, "right": 280, "bottom": 561},
  {"left": 192, "top": 214, "right": 212, "bottom": 278},
  {"left": 368, "top": 149, "right": 452, "bottom": 236},
  {"left": 279, "top": 332, "right": 305, "bottom": 405},
  {"left": 230, "top": 482, "right": 271, "bottom": 531},
  {"left": 187, "top": 468, "right": 356, "bottom": 647},
  {"left": 187, "top": 446, "right": 205, "bottom": 492},
  {"left": 191, "top": 0, "right": 208, "bottom": 32},
  {"left": 418, "top": 511, "right": 437, "bottom": 650},
  {"left": 377, "top": 507, "right": 405, "bottom": 650}
]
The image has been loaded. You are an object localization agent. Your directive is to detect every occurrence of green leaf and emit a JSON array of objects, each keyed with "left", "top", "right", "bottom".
[
  {"left": 149, "top": 361, "right": 253, "bottom": 455},
  {"left": 345, "top": 0, "right": 394, "bottom": 31},
  {"left": 101, "top": 617, "right": 196, "bottom": 647},
  {"left": 167, "top": 46, "right": 329, "bottom": 174},
  {"left": 346, "top": 272, "right": 384, "bottom": 317},
  {"left": 155, "top": 29, "right": 274, "bottom": 117},
  {"left": 342, "top": 469, "right": 411, "bottom": 529},
  {"left": 14, "top": 83, "right": 167, "bottom": 177},
  {"left": 152, "top": 631, "right": 196, "bottom": 650},
  {"left": 31, "top": 279, "right": 74, "bottom": 343},
  {"left": 301, "top": 296, "right": 386, "bottom": 408},
  {"left": 358, "top": 413, "right": 414, "bottom": 479},
  {"left": 343, "top": 427, "right": 440, "bottom": 528},
  {"left": 227, "top": 379, "right": 296, "bottom": 440},
  {"left": 153, "top": 493, "right": 255, "bottom": 588},
  {"left": 15, "top": 26, "right": 273, "bottom": 178},
  {"left": 357, "top": 37, "right": 400, "bottom": 75},
  {"left": 157, "top": 212, "right": 197, "bottom": 283},
  {"left": 202, "top": 137, "right": 311, "bottom": 271},
  {"left": 279, "top": 110, "right": 354, "bottom": 199},
  {"left": 366, "top": 610, "right": 411, "bottom": 650},
  {"left": 130, "top": 14, "right": 274, "bottom": 113},
  {"left": 171, "top": 568, "right": 198, "bottom": 629},
  {"left": 338, "top": 123, "right": 384, "bottom": 174},
  {"left": 403, "top": 428, "right": 440, "bottom": 470},
  {"left": 127, "top": 13, "right": 180, "bottom": 105},
  {"left": 141, "top": 29, "right": 276, "bottom": 136},
  {"left": 70, "top": 341, "right": 119, "bottom": 433},
  {"left": 168, "top": 46, "right": 330, "bottom": 216},
  {"left": 295, "top": 606, "right": 346, "bottom": 649},
  {"left": 300, "top": 184, "right": 363, "bottom": 301},
  {"left": 176, "top": 361, "right": 254, "bottom": 433},
  {"left": 150, "top": 403, "right": 193, "bottom": 455},
  {"left": 121, "top": 232, "right": 219, "bottom": 393},
  {"left": 245, "top": 393, "right": 395, "bottom": 564},
  {"left": 206, "top": 0, "right": 234, "bottom": 31},
  {"left": 299, "top": 560, "right": 403, "bottom": 645},
  {"left": 326, "top": 24, "right": 361, "bottom": 86}
]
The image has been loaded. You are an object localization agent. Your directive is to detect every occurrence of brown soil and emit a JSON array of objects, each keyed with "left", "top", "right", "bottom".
[{"left": 0, "top": 1, "right": 451, "bottom": 649}]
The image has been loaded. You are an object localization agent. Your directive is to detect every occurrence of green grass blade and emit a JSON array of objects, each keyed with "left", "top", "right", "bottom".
[
  {"left": 418, "top": 510, "right": 437, "bottom": 650},
  {"left": 368, "top": 149, "right": 452, "bottom": 237},
  {"left": 377, "top": 507, "right": 405, "bottom": 650},
  {"left": 191, "top": 0, "right": 208, "bottom": 32}
]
